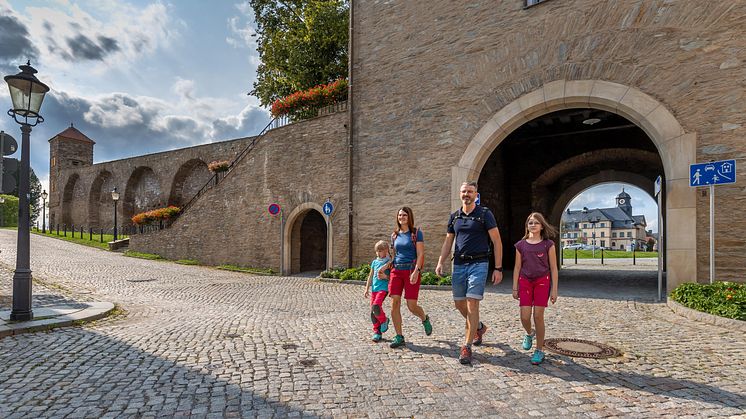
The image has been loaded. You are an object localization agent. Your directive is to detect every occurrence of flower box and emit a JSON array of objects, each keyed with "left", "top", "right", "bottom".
[
  {"left": 131, "top": 206, "right": 181, "bottom": 226},
  {"left": 208, "top": 160, "right": 230, "bottom": 173},
  {"left": 270, "top": 78, "right": 348, "bottom": 118}
]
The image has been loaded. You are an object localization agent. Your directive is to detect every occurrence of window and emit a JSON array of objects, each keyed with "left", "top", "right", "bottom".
[
  {"left": 612, "top": 232, "right": 617, "bottom": 238},
  {"left": 583, "top": 232, "right": 587, "bottom": 237},
  {"left": 600, "top": 232, "right": 605, "bottom": 237},
  {"left": 601, "top": 240, "right": 605, "bottom": 247},
  {"left": 612, "top": 242, "right": 616, "bottom": 247},
  {"left": 573, "top": 233, "right": 578, "bottom": 238},
  {"left": 51, "top": 157, "right": 56, "bottom": 167},
  {"left": 600, "top": 223, "right": 605, "bottom": 227},
  {"left": 583, "top": 223, "right": 588, "bottom": 228},
  {"left": 627, "top": 232, "right": 632, "bottom": 237},
  {"left": 525, "top": 0, "right": 551, "bottom": 7}
]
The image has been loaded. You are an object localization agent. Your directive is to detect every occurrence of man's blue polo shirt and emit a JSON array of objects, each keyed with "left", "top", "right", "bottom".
[{"left": 447, "top": 206, "right": 497, "bottom": 265}]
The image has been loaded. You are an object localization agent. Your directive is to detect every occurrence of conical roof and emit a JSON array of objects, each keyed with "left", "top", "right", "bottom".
[{"left": 49, "top": 123, "right": 95, "bottom": 144}]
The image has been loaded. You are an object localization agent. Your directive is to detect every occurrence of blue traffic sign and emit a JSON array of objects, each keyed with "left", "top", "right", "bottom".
[
  {"left": 323, "top": 200, "right": 334, "bottom": 216},
  {"left": 690, "top": 160, "right": 736, "bottom": 187},
  {"left": 268, "top": 203, "right": 281, "bottom": 215},
  {"left": 475, "top": 193, "right": 481, "bottom": 206}
]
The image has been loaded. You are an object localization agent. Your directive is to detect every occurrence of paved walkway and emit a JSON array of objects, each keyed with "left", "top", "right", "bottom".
[{"left": 0, "top": 230, "right": 744, "bottom": 418}]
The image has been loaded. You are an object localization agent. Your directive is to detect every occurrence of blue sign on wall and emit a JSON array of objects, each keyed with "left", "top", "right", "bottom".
[
  {"left": 323, "top": 200, "right": 334, "bottom": 216},
  {"left": 689, "top": 160, "right": 736, "bottom": 187},
  {"left": 475, "top": 193, "right": 481, "bottom": 206}
]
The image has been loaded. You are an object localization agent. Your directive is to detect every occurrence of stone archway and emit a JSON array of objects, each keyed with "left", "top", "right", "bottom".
[
  {"left": 61, "top": 173, "right": 80, "bottom": 226},
  {"left": 168, "top": 159, "right": 211, "bottom": 207},
  {"left": 283, "top": 202, "right": 332, "bottom": 274},
  {"left": 88, "top": 170, "right": 115, "bottom": 229},
  {"left": 454, "top": 80, "right": 695, "bottom": 291},
  {"left": 124, "top": 166, "right": 163, "bottom": 225}
]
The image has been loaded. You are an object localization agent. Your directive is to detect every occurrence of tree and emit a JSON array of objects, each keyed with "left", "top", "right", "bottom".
[
  {"left": 2, "top": 159, "right": 42, "bottom": 223},
  {"left": 250, "top": 0, "right": 349, "bottom": 107}
]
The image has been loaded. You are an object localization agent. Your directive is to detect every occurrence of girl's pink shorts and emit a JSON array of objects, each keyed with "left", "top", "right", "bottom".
[{"left": 518, "top": 274, "right": 551, "bottom": 307}]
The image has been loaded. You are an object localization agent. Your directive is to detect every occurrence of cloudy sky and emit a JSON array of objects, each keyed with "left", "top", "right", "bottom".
[
  {"left": 0, "top": 0, "right": 269, "bottom": 193},
  {"left": 0, "top": 1, "right": 658, "bottom": 232}
]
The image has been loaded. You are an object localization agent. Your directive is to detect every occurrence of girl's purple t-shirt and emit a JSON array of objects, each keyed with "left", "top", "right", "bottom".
[{"left": 515, "top": 239, "right": 553, "bottom": 280}]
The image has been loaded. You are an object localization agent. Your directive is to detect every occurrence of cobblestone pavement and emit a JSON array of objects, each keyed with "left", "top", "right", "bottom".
[{"left": 0, "top": 230, "right": 744, "bottom": 418}]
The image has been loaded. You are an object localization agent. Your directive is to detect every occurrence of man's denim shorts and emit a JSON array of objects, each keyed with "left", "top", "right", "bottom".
[{"left": 451, "top": 261, "right": 489, "bottom": 300}]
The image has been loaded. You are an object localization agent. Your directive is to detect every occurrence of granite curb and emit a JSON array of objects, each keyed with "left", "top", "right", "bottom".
[
  {"left": 667, "top": 299, "right": 746, "bottom": 332},
  {"left": 0, "top": 302, "right": 116, "bottom": 339}
]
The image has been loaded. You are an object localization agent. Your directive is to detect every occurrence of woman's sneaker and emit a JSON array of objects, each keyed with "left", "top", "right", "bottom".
[
  {"left": 458, "top": 345, "right": 472, "bottom": 365},
  {"left": 372, "top": 333, "right": 382, "bottom": 342},
  {"left": 422, "top": 315, "right": 433, "bottom": 336},
  {"left": 531, "top": 349, "right": 545, "bottom": 365},
  {"left": 390, "top": 334, "right": 405, "bottom": 348},
  {"left": 522, "top": 331, "right": 535, "bottom": 350}
]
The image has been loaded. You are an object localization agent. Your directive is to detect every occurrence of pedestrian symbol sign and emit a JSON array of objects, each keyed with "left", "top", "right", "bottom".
[
  {"left": 323, "top": 200, "right": 334, "bottom": 216},
  {"left": 690, "top": 160, "right": 736, "bottom": 187}
]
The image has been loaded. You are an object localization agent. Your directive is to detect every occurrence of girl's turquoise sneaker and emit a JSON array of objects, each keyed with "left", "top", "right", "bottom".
[
  {"left": 380, "top": 318, "right": 389, "bottom": 334},
  {"left": 522, "top": 331, "right": 535, "bottom": 350},
  {"left": 372, "top": 333, "right": 382, "bottom": 342},
  {"left": 531, "top": 349, "right": 545, "bottom": 365}
]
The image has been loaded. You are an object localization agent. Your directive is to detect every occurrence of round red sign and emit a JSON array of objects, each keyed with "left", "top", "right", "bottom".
[{"left": 268, "top": 203, "right": 281, "bottom": 215}]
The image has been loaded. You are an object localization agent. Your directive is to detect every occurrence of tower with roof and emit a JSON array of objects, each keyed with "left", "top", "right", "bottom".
[{"left": 48, "top": 123, "right": 95, "bottom": 227}]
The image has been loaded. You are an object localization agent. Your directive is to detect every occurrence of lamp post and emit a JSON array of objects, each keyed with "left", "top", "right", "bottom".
[
  {"left": 41, "top": 189, "right": 47, "bottom": 233},
  {"left": 589, "top": 216, "right": 600, "bottom": 259},
  {"left": 0, "top": 196, "right": 5, "bottom": 227},
  {"left": 5, "top": 61, "right": 49, "bottom": 321},
  {"left": 111, "top": 187, "right": 119, "bottom": 241}
]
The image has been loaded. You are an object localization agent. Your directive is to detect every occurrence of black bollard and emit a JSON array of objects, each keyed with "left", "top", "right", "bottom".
[
  {"left": 574, "top": 248, "right": 578, "bottom": 264},
  {"left": 63, "top": 224, "right": 67, "bottom": 237},
  {"left": 601, "top": 248, "right": 604, "bottom": 265}
]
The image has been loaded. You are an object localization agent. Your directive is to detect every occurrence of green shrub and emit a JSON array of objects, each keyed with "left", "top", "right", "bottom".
[
  {"left": 320, "top": 267, "right": 345, "bottom": 279},
  {"left": 340, "top": 264, "right": 370, "bottom": 281},
  {"left": 0, "top": 194, "right": 19, "bottom": 227},
  {"left": 670, "top": 281, "right": 745, "bottom": 321}
]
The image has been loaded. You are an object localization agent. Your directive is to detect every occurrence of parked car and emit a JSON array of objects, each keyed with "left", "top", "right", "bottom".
[{"left": 563, "top": 243, "right": 583, "bottom": 250}]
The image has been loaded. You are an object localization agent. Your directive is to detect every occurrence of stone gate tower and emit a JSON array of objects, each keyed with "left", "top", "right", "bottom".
[{"left": 48, "top": 124, "right": 94, "bottom": 227}]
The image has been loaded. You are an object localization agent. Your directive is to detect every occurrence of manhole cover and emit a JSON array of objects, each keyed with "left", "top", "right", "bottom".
[
  {"left": 281, "top": 343, "right": 298, "bottom": 350},
  {"left": 126, "top": 278, "right": 156, "bottom": 283},
  {"left": 544, "top": 338, "right": 621, "bottom": 359},
  {"left": 299, "top": 358, "right": 317, "bottom": 367},
  {"left": 225, "top": 333, "right": 241, "bottom": 339}
]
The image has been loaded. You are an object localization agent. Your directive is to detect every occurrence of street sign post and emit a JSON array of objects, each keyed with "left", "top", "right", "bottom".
[
  {"left": 322, "top": 199, "right": 333, "bottom": 271},
  {"left": 268, "top": 203, "right": 284, "bottom": 274},
  {"left": 323, "top": 200, "right": 334, "bottom": 216},
  {"left": 655, "top": 175, "right": 663, "bottom": 301},
  {"left": 0, "top": 131, "right": 19, "bottom": 195},
  {"left": 689, "top": 160, "right": 738, "bottom": 284}
]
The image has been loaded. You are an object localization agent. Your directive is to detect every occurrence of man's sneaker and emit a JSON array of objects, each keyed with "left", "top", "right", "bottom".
[
  {"left": 422, "top": 315, "right": 433, "bottom": 336},
  {"left": 380, "top": 318, "right": 389, "bottom": 334},
  {"left": 390, "top": 334, "right": 405, "bottom": 348},
  {"left": 522, "top": 331, "right": 535, "bottom": 350},
  {"left": 473, "top": 322, "right": 488, "bottom": 346},
  {"left": 531, "top": 349, "right": 545, "bottom": 365},
  {"left": 372, "top": 333, "right": 382, "bottom": 342},
  {"left": 459, "top": 345, "right": 472, "bottom": 365}
]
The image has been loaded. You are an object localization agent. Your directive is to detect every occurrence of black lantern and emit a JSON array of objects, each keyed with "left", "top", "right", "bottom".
[{"left": 111, "top": 187, "right": 120, "bottom": 241}]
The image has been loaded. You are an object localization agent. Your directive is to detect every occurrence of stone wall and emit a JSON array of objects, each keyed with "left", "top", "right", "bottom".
[
  {"left": 352, "top": 0, "right": 746, "bottom": 282},
  {"left": 130, "top": 112, "right": 349, "bottom": 271}
]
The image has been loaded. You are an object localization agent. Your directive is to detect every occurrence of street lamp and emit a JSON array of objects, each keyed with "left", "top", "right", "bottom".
[
  {"left": 41, "top": 189, "right": 47, "bottom": 233},
  {"left": 111, "top": 187, "right": 120, "bottom": 241},
  {"left": 589, "top": 216, "right": 600, "bottom": 259},
  {"left": 5, "top": 61, "right": 49, "bottom": 321}
]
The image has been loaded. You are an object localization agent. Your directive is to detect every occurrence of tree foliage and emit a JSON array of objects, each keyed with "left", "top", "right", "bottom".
[
  {"left": 250, "top": 0, "right": 349, "bottom": 107},
  {"left": 2, "top": 160, "right": 42, "bottom": 223}
]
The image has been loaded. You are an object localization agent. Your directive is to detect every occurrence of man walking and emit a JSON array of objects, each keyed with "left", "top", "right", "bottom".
[{"left": 436, "top": 181, "right": 503, "bottom": 364}]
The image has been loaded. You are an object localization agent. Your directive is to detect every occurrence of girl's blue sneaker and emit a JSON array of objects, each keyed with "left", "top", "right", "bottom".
[
  {"left": 372, "top": 333, "right": 382, "bottom": 342},
  {"left": 380, "top": 318, "right": 389, "bottom": 334},
  {"left": 522, "top": 331, "right": 535, "bottom": 350},
  {"left": 531, "top": 349, "right": 545, "bottom": 365}
]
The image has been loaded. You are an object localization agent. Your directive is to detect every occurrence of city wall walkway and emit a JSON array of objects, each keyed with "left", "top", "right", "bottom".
[{"left": 0, "top": 230, "right": 743, "bottom": 417}]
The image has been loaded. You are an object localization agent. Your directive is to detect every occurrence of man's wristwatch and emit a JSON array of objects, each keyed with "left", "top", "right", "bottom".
[{"left": 494, "top": 267, "right": 503, "bottom": 272}]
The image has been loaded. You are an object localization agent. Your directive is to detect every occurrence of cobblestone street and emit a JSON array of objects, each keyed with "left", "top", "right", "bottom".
[{"left": 0, "top": 231, "right": 744, "bottom": 418}]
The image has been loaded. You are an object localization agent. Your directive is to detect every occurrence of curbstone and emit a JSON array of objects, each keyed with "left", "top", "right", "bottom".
[{"left": 666, "top": 299, "right": 746, "bottom": 332}]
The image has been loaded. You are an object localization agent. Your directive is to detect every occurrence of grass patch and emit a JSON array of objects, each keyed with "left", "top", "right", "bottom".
[
  {"left": 175, "top": 259, "right": 200, "bottom": 265},
  {"left": 562, "top": 249, "right": 658, "bottom": 259},
  {"left": 217, "top": 265, "right": 275, "bottom": 275},
  {"left": 671, "top": 282, "right": 745, "bottom": 321},
  {"left": 123, "top": 250, "right": 164, "bottom": 260},
  {"left": 31, "top": 228, "right": 123, "bottom": 251}
]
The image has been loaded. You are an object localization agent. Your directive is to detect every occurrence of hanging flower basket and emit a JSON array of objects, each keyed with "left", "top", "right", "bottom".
[
  {"left": 270, "top": 78, "right": 348, "bottom": 118},
  {"left": 132, "top": 206, "right": 181, "bottom": 226},
  {"left": 208, "top": 160, "right": 230, "bottom": 173}
]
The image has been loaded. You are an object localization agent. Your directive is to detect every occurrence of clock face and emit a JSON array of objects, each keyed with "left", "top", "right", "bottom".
[{"left": 619, "top": 198, "right": 626, "bottom": 204}]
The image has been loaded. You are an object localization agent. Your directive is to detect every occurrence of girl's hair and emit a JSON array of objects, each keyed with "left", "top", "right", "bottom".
[
  {"left": 522, "top": 212, "right": 558, "bottom": 240},
  {"left": 374, "top": 240, "right": 389, "bottom": 252},
  {"left": 395, "top": 206, "right": 415, "bottom": 234}
]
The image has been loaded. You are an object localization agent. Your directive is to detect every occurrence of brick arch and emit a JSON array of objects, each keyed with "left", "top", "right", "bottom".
[
  {"left": 124, "top": 166, "right": 163, "bottom": 225},
  {"left": 454, "top": 80, "right": 695, "bottom": 291},
  {"left": 61, "top": 173, "right": 80, "bottom": 226},
  {"left": 168, "top": 159, "right": 211, "bottom": 207},
  {"left": 87, "top": 170, "right": 115, "bottom": 229},
  {"left": 283, "top": 202, "right": 331, "bottom": 274}
]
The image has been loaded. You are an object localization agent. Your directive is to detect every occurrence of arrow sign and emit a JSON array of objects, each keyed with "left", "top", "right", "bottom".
[{"left": 690, "top": 159, "right": 736, "bottom": 187}]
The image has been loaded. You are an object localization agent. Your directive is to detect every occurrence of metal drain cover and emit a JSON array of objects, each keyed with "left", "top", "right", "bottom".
[
  {"left": 126, "top": 278, "right": 157, "bottom": 283},
  {"left": 299, "top": 358, "right": 317, "bottom": 367},
  {"left": 544, "top": 338, "right": 621, "bottom": 359},
  {"left": 282, "top": 343, "right": 298, "bottom": 350}
]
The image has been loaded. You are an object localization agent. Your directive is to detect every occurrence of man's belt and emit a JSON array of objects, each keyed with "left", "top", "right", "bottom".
[
  {"left": 392, "top": 262, "right": 416, "bottom": 270},
  {"left": 455, "top": 252, "right": 491, "bottom": 261}
]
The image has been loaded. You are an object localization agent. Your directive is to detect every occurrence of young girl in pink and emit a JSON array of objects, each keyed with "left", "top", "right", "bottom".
[{"left": 512, "top": 212, "right": 558, "bottom": 365}]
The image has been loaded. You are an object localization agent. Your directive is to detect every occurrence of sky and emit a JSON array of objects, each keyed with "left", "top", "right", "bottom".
[{"left": 0, "top": 0, "right": 658, "bottom": 232}]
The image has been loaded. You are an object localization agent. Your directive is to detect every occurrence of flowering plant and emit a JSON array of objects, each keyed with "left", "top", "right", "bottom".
[
  {"left": 132, "top": 206, "right": 181, "bottom": 225},
  {"left": 270, "top": 78, "right": 348, "bottom": 118},
  {"left": 208, "top": 160, "right": 230, "bottom": 173}
]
